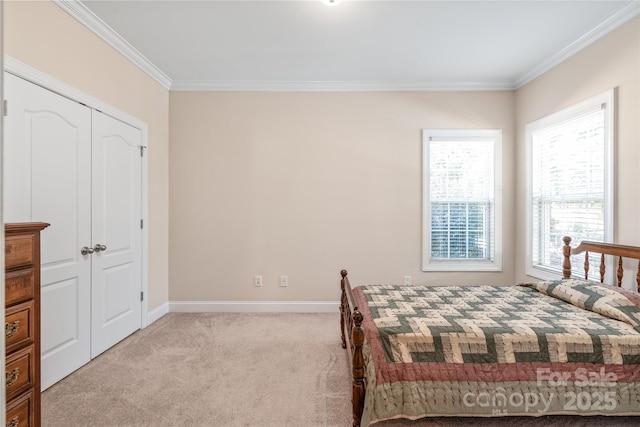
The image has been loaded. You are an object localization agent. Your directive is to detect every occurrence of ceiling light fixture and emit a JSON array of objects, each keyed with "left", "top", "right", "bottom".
[{"left": 321, "top": 0, "right": 344, "bottom": 6}]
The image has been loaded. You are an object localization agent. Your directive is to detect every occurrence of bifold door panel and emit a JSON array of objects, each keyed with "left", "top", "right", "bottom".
[{"left": 91, "top": 111, "right": 142, "bottom": 358}]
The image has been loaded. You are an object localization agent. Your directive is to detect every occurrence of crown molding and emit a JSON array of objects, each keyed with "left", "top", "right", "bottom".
[
  {"left": 514, "top": 1, "right": 640, "bottom": 89},
  {"left": 53, "top": 0, "right": 638, "bottom": 93},
  {"left": 54, "top": 0, "right": 172, "bottom": 90},
  {"left": 170, "top": 80, "right": 515, "bottom": 92}
]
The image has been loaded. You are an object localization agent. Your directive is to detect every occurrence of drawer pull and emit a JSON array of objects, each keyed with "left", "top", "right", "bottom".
[
  {"left": 7, "top": 416, "right": 19, "bottom": 427},
  {"left": 6, "top": 368, "right": 20, "bottom": 387},
  {"left": 5, "top": 320, "right": 20, "bottom": 338}
]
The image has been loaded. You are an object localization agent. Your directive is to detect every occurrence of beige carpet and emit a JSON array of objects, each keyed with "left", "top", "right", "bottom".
[{"left": 42, "top": 313, "right": 640, "bottom": 427}]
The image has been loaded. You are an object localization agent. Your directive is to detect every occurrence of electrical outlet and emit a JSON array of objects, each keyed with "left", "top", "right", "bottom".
[
  {"left": 403, "top": 276, "right": 412, "bottom": 286},
  {"left": 280, "top": 276, "right": 288, "bottom": 287},
  {"left": 254, "top": 275, "right": 263, "bottom": 287}
]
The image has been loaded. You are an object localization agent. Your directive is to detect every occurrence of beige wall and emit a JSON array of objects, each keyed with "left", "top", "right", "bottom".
[
  {"left": 4, "top": 0, "right": 170, "bottom": 310},
  {"left": 514, "top": 16, "right": 640, "bottom": 282},
  {"left": 170, "top": 91, "right": 515, "bottom": 301}
]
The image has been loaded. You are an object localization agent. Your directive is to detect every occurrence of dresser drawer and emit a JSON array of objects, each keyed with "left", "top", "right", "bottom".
[
  {"left": 6, "top": 301, "right": 35, "bottom": 354},
  {"left": 6, "top": 389, "right": 34, "bottom": 427},
  {"left": 5, "top": 235, "right": 34, "bottom": 270},
  {"left": 6, "top": 345, "right": 35, "bottom": 401},
  {"left": 5, "top": 268, "right": 35, "bottom": 307}
]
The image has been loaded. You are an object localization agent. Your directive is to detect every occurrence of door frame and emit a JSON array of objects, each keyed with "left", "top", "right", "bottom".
[
  {"left": 4, "top": 55, "right": 151, "bottom": 328},
  {"left": 1, "top": 1, "right": 6, "bottom": 416}
]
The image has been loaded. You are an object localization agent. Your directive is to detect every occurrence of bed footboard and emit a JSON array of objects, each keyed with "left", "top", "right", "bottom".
[{"left": 339, "top": 269, "right": 365, "bottom": 427}]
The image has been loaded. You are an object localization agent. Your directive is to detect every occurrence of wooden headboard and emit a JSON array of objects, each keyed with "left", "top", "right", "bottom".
[{"left": 562, "top": 236, "right": 640, "bottom": 292}]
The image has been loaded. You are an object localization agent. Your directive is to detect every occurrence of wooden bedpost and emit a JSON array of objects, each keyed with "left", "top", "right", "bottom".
[
  {"left": 562, "top": 236, "right": 572, "bottom": 279},
  {"left": 352, "top": 309, "right": 365, "bottom": 427},
  {"left": 340, "top": 270, "right": 348, "bottom": 349}
]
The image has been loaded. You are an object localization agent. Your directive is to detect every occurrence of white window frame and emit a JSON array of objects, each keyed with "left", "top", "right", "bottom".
[
  {"left": 422, "top": 129, "right": 503, "bottom": 272},
  {"left": 525, "top": 89, "right": 615, "bottom": 281}
]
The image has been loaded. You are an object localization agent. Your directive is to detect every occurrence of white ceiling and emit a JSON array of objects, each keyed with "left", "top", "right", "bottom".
[{"left": 71, "top": 0, "right": 640, "bottom": 91}]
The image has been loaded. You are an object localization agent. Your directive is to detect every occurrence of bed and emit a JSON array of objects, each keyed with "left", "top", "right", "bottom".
[{"left": 339, "top": 237, "right": 640, "bottom": 427}]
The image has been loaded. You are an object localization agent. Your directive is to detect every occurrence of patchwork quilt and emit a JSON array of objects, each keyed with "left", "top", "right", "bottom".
[{"left": 352, "top": 280, "right": 640, "bottom": 426}]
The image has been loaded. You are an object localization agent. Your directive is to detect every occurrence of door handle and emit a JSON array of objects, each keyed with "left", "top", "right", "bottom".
[
  {"left": 81, "top": 246, "right": 94, "bottom": 256},
  {"left": 94, "top": 244, "right": 107, "bottom": 253}
]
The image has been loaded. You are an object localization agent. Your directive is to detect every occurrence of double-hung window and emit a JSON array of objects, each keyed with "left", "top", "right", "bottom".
[
  {"left": 423, "top": 129, "right": 502, "bottom": 271},
  {"left": 526, "top": 90, "right": 614, "bottom": 280}
]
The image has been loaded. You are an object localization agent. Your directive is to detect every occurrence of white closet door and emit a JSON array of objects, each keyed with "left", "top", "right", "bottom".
[
  {"left": 3, "top": 73, "right": 92, "bottom": 390},
  {"left": 91, "top": 111, "right": 142, "bottom": 357}
]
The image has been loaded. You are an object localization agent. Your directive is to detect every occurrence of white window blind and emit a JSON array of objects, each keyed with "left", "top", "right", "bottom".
[
  {"left": 526, "top": 90, "right": 613, "bottom": 280},
  {"left": 423, "top": 130, "right": 502, "bottom": 271}
]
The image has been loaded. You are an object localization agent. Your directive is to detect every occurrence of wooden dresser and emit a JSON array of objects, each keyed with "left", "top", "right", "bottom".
[{"left": 5, "top": 223, "right": 49, "bottom": 427}]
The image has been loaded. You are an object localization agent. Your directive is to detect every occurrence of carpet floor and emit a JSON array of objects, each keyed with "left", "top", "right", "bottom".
[{"left": 42, "top": 313, "right": 640, "bottom": 426}]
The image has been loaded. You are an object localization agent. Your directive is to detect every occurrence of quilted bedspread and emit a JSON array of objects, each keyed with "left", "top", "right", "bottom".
[{"left": 351, "top": 280, "right": 640, "bottom": 426}]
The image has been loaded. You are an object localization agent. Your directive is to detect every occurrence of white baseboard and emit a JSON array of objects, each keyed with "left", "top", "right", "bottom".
[
  {"left": 145, "top": 303, "right": 169, "bottom": 327},
  {"left": 169, "top": 301, "right": 340, "bottom": 313}
]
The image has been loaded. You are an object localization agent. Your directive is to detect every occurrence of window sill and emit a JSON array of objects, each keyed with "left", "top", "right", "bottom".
[{"left": 423, "top": 261, "right": 502, "bottom": 272}]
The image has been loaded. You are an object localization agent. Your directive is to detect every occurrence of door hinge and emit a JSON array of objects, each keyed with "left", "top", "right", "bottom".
[
  {"left": 140, "top": 219, "right": 144, "bottom": 229},
  {"left": 140, "top": 291, "right": 144, "bottom": 302},
  {"left": 3, "top": 100, "right": 8, "bottom": 117}
]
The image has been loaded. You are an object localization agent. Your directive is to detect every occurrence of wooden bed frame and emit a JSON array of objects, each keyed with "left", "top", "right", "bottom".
[{"left": 339, "top": 236, "right": 640, "bottom": 427}]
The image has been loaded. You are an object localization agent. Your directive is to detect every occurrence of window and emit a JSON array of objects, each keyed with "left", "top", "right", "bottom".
[
  {"left": 526, "top": 90, "right": 614, "bottom": 281},
  {"left": 423, "top": 129, "right": 502, "bottom": 271}
]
